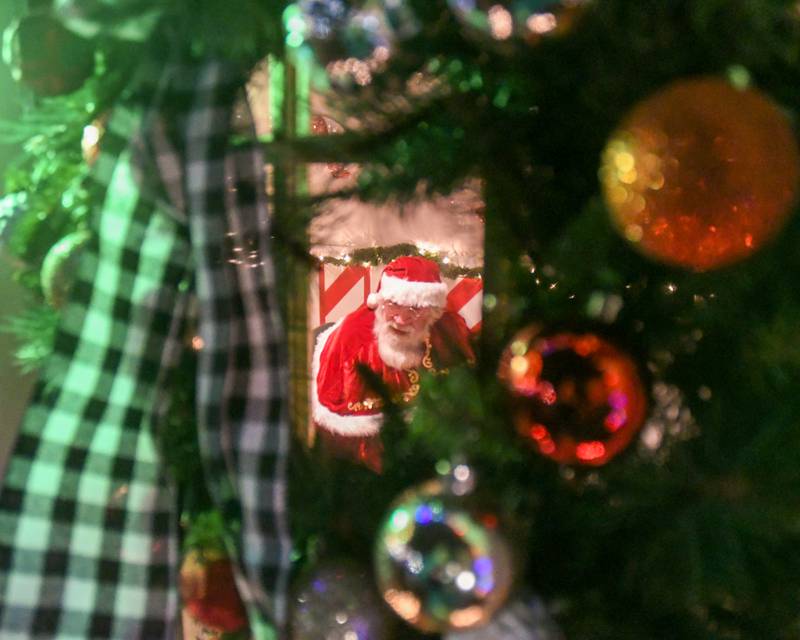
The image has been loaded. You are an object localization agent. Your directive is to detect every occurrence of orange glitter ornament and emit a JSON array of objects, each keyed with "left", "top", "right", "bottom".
[
  {"left": 498, "top": 326, "right": 647, "bottom": 466},
  {"left": 601, "top": 77, "right": 800, "bottom": 271}
]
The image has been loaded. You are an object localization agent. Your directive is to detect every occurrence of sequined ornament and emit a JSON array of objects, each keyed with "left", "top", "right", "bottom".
[
  {"left": 2, "top": 13, "right": 94, "bottom": 96},
  {"left": 180, "top": 549, "right": 249, "bottom": 635},
  {"left": 448, "top": 0, "right": 590, "bottom": 45},
  {"left": 291, "top": 560, "right": 392, "bottom": 639},
  {"left": 498, "top": 326, "right": 647, "bottom": 466},
  {"left": 286, "top": 1, "right": 417, "bottom": 86},
  {"left": 600, "top": 77, "right": 800, "bottom": 271},
  {"left": 40, "top": 230, "right": 92, "bottom": 309},
  {"left": 374, "top": 477, "right": 513, "bottom": 633},
  {"left": 445, "top": 590, "right": 564, "bottom": 640}
]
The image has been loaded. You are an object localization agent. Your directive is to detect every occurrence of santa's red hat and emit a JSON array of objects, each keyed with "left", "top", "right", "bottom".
[{"left": 366, "top": 256, "right": 448, "bottom": 310}]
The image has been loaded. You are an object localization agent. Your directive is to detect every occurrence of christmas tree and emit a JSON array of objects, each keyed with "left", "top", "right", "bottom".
[{"left": 1, "top": 1, "right": 800, "bottom": 639}]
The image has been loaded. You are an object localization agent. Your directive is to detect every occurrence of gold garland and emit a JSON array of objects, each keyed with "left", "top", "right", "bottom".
[{"left": 313, "top": 243, "right": 483, "bottom": 280}]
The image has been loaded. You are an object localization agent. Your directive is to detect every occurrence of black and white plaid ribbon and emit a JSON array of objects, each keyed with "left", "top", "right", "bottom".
[{"left": 0, "top": 42, "right": 290, "bottom": 640}]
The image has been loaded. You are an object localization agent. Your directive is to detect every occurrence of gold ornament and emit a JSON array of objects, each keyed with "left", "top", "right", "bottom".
[{"left": 601, "top": 77, "right": 800, "bottom": 271}]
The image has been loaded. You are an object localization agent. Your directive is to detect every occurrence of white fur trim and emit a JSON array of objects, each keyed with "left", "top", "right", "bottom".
[
  {"left": 378, "top": 274, "right": 447, "bottom": 308},
  {"left": 311, "top": 320, "right": 383, "bottom": 437},
  {"left": 366, "top": 292, "right": 381, "bottom": 309}
]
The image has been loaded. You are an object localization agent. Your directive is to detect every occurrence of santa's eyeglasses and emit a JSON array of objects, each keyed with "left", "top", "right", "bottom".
[{"left": 381, "top": 301, "right": 430, "bottom": 320}]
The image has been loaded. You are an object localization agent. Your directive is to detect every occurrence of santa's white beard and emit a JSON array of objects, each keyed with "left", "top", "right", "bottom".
[{"left": 374, "top": 313, "right": 432, "bottom": 370}]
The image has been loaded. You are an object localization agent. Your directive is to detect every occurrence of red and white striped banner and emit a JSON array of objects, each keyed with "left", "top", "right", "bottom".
[
  {"left": 445, "top": 276, "right": 483, "bottom": 333},
  {"left": 317, "top": 265, "right": 371, "bottom": 325}
]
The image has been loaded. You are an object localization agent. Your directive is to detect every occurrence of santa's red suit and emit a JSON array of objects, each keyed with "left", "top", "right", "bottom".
[{"left": 311, "top": 256, "right": 475, "bottom": 470}]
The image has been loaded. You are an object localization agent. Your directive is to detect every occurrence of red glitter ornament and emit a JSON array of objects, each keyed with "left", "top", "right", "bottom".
[
  {"left": 601, "top": 77, "right": 800, "bottom": 271},
  {"left": 498, "top": 326, "right": 647, "bottom": 466}
]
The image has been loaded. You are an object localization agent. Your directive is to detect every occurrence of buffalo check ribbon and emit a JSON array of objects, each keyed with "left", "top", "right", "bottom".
[{"left": 0, "top": 50, "right": 291, "bottom": 640}]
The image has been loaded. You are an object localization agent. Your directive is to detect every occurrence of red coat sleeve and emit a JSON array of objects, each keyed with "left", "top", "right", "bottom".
[{"left": 312, "top": 307, "right": 385, "bottom": 436}]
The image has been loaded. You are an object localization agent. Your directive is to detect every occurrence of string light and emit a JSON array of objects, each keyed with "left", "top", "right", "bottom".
[{"left": 310, "top": 245, "right": 483, "bottom": 278}]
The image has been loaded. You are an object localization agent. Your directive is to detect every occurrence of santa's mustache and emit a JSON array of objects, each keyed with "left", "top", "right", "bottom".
[
  {"left": 381, "top": 321, "right": 427, "bottom": 345},
  {"left": 387, "top": 322, "right": 414, "bottom": 335}
]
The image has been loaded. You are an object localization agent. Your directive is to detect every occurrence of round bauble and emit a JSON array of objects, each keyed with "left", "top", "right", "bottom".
[
  {"left": 292, "top": 559, "right": 392, "bottom": 639},
  {"left": 498, "top": 326, "right": 647, "bottom": 466},
  {"left": 2, "top": 13, "right": 94, "bottom": 96},
  {"left": 374, "top": 478, "right": 513, "bottom": 633},
  {"left": 41, "top": 230, "right": 92, "bottom": 309},
  {"left": 287, "top": 1, "right": 418, "bottom": 86},
  {"left": 600, "top": 77, "right": 800, "bottom": 271},
  {"left": 448, "top": 0, "right": 590, "bottom": 45}
]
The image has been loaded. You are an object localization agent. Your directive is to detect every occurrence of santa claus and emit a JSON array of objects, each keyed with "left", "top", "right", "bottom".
[{"left": 312, "top": 256, "right": 475, "bottom": 468}]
